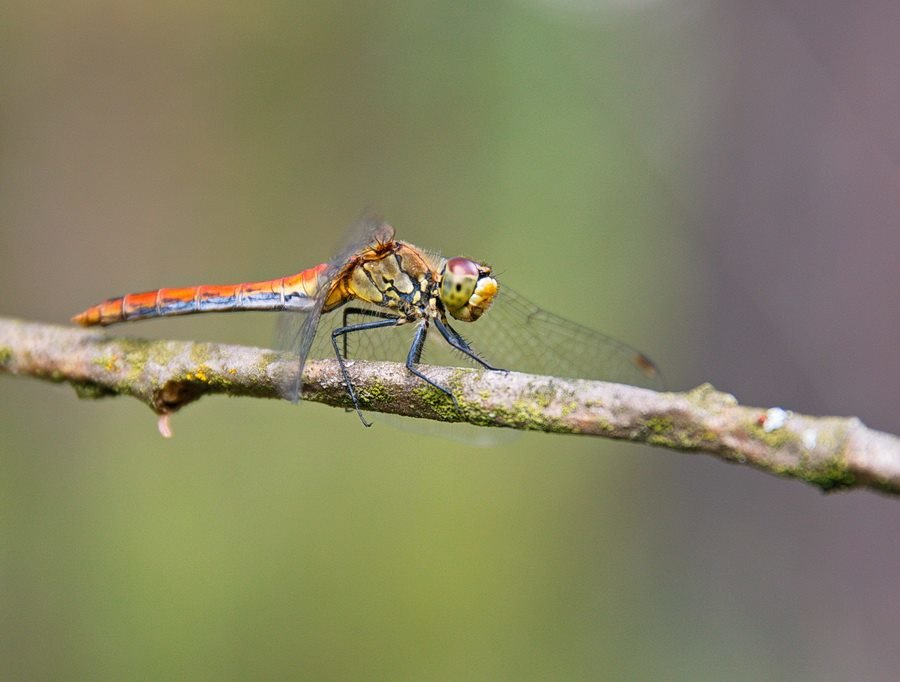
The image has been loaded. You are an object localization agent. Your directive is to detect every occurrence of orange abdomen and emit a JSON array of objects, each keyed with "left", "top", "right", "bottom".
[{"left": 72, "top": 264, "right": 332, "bottom": 326}]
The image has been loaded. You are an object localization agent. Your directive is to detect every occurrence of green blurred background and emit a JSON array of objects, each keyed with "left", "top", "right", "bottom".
[{"left": 2, "top": 2, "right": 898, "bottom": 679}]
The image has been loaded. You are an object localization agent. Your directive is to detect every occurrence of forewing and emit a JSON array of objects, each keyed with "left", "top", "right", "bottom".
[{"left": 444, "top": 285, "right": 665, "bottom": 390}]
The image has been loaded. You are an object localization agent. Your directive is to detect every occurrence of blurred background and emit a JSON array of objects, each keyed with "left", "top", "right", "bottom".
[{"left": 2, "top": 1, "right": 898, "bottom": 679}]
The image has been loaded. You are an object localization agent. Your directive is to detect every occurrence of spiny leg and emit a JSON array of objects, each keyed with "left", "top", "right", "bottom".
[
  {"left": 341, "top": 307, "right": 399, "bottom": 360},
  {"left": 331, "top": 315, "right": 464, "bottom": 425},
  {"left": 433, "top": 317, "right": 505, "bottom": 371},
  {"left": 405, "top": 321, "right": 460, "bottom": 410},
  {"left": 331, "top": 316, "right": 403, "bottom": 426}
]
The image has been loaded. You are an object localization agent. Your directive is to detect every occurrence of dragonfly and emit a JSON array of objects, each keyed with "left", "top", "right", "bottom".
[{"left": 73, "top": 218, "right": 662, "bottom": 425}]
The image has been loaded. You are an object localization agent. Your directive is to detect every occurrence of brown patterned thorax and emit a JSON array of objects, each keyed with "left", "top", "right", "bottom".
[{"left": 335, "top": 240, "right": 442, "bottom": 317}]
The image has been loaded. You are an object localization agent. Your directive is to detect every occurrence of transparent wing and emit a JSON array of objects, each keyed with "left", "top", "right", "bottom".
[
  {"left": 274, "top": 213, "right": 395, "bottom": 400},
  {"left": 274, "top": 297, "right": 328, "bottom": 401},
  {"left": 455, "top": 285, "right": 664, "bottom": 389}
]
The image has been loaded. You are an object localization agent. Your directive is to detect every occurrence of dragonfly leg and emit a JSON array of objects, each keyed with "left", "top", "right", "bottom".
[
  {"left": 406, "top": 322, "right": 460, "bottom": 410},
  {"left": 340, "top": 307, "right": 399, "bottom": 360},
  {"left": 332, "top": 316, "right": 403, "bottom": 426},
  {"left": 434, "top": 318, "right": 506, "bottom": 372}
]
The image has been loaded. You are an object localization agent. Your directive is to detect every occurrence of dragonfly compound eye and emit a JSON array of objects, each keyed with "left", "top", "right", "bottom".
[{"left": 441, "top": 257, "right": 498, "bottom": 322}]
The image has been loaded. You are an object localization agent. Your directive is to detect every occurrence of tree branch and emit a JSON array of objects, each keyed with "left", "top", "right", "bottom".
[{"left": 1, "top": 316, "right": 897, "bottom": 496}]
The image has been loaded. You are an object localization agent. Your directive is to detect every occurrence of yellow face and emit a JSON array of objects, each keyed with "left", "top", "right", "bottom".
[{"left": 439, "top": 257, "right": 498, "bottom": 322}]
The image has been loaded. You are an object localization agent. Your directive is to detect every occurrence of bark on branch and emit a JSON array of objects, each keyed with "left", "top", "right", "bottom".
[{"left": 1, "top": 316, "right": 898, "bottom": 496}]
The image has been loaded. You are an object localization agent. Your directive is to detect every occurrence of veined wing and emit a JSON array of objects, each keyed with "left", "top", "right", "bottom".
[
  {"left": 439, "top": 284, "right": 664, "bottom": 390},
  {"left": 275, "top": 214, "right": 396, "bottom": 401}
]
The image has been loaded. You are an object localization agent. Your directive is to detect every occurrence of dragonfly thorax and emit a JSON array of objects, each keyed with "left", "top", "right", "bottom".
[{"left": 342, "top": 241, "right": 442, "bottom": 318}]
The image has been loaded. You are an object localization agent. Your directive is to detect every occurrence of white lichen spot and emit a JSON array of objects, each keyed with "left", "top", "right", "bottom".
[
  {"left": 802, "top": 429, "right": 818, "bottom": 450},
  {"left": 762, "top": 407, "right": 791, "bottom": 433}
]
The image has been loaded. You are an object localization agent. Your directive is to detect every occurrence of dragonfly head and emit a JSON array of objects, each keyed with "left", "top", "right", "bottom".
[{"left": 439, "top": 257, "right": 498, "bottom": 322}]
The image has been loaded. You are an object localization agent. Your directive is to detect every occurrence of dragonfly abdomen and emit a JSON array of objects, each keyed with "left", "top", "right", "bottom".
[{"left": 72, "top": 265, "right": 329, "bottom": 327}]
